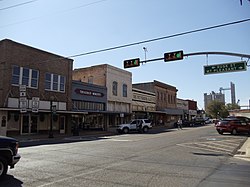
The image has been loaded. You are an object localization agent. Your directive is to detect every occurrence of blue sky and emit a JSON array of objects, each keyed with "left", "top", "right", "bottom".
[{"left": 1, "top": 0, "right": 250, "bottom": 109}]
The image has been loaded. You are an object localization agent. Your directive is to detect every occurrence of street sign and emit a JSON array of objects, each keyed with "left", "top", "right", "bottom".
[
  {"left": 32, "top": 97, "right": 40, "bottom": 113},
  {"left": 19, "top": 97, "right": 27, "bottom": 113},
  {"left": 204, "top": 61, "right": 247, "bottom": 75}
]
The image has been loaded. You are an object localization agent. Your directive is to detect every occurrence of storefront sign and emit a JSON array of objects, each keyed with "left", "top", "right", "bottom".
[{"left": 75, "top": 88, "right": 104, "bottom": 97}]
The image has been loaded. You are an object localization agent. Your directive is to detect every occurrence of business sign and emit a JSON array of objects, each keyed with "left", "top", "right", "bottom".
[
  {"left": 204, "top": 61, "right": 247, "bottom": 75},
  {"left": 75, "top": 88, "right": 104, "bottom": 97}
]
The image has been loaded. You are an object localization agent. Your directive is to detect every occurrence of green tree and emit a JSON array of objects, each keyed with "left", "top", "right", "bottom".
[
  {"left": 225, "top": 103, "right": 240, "bottom": 110},
  {"left": 206, "top": 101, "right": 229, "bottom": 119}
]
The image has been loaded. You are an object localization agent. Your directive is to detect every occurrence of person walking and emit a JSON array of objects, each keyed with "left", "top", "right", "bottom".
[{"left": 177, "top": 118, "right": 183, "bottom": 130}]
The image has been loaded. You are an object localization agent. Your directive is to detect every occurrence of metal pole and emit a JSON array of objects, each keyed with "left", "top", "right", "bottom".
[{"left": 48, "top": 100, "right": 54, "bottom": 138}]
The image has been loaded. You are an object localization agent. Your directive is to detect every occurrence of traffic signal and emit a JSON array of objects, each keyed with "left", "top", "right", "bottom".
[
  {"left": 124, "top": 58, "right": 140, "bottom": 68},
  {"left": 164, "top": 50, "right": 184, "bottom": 62}
]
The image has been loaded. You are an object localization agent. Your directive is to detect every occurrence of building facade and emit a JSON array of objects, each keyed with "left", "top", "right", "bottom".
[
  {"left": 0, "top": 39, "right": 73, "bottom": 136},
  {"left": 71, "top": 80, "right": 108, "bottom": 130},
  {"left": 133, "top": 80, "right": 181, "bottom": 126},
  {"left": 132, "top": 87, "right": 156, "bottom": 120},
  {"left": 73, "top": 64, "right": 132, "bottom": 128}
]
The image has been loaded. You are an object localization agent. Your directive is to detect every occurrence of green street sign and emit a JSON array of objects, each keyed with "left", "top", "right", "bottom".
[{"left": 204, "top": 61, "right": 247, "bottom": 75}]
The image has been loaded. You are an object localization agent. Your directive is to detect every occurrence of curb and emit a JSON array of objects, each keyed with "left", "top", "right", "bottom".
[{"left": 234, "top": 137, "right": 250, "bottom": 161}]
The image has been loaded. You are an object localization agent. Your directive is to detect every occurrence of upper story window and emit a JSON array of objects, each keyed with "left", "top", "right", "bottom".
[
  {"left": 88, "top": 76, "right": 93, "bottom": 84},
  {"left": 11, "top": 65, "right": 39, "bottom": 89},
  {"left": 45, "top": 73, "right": 65, "bottom": 92},
  {"left": 112, "top": 81, "right": 118, "bottom": 96},
  {"left": 123, "top": 84, "right": 127, "bottom": 97}
]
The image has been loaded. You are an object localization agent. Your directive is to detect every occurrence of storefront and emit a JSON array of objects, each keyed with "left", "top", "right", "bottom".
[{"left": 71, "top": 80, "right": 108, "bottom": 130}]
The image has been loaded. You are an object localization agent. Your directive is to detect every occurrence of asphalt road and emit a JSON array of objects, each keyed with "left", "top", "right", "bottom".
[{"left": 2, "top": 125, "right": 250, "bottom": 187}]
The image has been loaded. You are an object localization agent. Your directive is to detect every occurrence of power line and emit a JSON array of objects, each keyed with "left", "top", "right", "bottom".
[
  {"left": 1, "top": 18, "right": 250, "bottom": 72},
  {"left": 0, "top": 0, "right": 109, "bottom": 28},
  {"left": 68, "top": 18, "right": 250, "bottom": 58},
  {"left": 0, "top": 0, "right": 38, "bottom": 11}
]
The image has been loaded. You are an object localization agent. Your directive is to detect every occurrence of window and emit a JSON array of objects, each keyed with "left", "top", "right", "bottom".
[
  {"left": 11, "top": 66, "right": 38, "bottom": 88},
  {"left": 45, "top": 73, "right": 65, "bottom": 92},
  {"left": 31, "top": 70, "right": 38, "bottom": 87},
  {"left": 11, "top": 66, "right": 20, "bottom": 85},
  {"left": 112, "top": 81, "right": 118, "bottom": 96},
  {"left": 22, "top": 68, "right": 29, "bottom": 86},
  {"left": 88, "top": 76, "right": 93, "bottom": 84},
  {"left": 123, "top": 84, "right": 127, "bottom": 97},
  {"left": 53, "top": 74, "right": 58, "bottom": 91},
  {"left": 60, "top": 76, "right": 65, "bottom": 92},
  {"left": 45, "top": 73, "right": 51, "bottom": 90}
]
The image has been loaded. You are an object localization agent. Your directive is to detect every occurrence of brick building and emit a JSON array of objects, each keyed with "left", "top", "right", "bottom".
[
  {"left": 0, "top": 39, "right": 73, "bottom": 136},
  {"left": 133, "top": 80, "right": 181, "bottom": 126}
]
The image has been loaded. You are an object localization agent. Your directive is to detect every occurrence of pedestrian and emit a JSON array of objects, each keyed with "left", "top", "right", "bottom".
[{"left": 177, "top": 118, "right": 183, "bottom": 130}]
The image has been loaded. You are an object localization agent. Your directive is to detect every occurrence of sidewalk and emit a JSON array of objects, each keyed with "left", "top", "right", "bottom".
[
  {"left": 12, "top": 130, "right": 116, "bottom": 147},
  {"left": 234, "top": 137, "right": 250, "bottom": 162}
]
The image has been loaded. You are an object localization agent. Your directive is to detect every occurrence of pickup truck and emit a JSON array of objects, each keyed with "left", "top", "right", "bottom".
[
  {"left": 0, "top": 136, "right": 21, "bottom": 178},
  {"left": 117, "top": 119, "right": 152, "bottom": 134}
]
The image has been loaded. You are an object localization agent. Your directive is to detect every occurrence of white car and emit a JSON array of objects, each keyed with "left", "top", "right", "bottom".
[{"left": 117, "top": 119, "right": 152, "bottom": 134}]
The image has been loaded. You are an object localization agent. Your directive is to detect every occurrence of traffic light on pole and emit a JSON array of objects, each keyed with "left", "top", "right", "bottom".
[
  {"left": 123, "top": 58, "right": 140, "bottom": 68},
  {"left": 164, "top": 50, "right": 184, "bottom": 62}
]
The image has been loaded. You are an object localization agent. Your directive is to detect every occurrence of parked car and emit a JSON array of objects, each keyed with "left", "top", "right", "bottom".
[
  {"left": 117, "top": 119, "right": 152, "bottom": 134},
  {"left": 204, "top": 117, "right": 213, "bottom": 124},
  {"left": 227, "top": 116, "right": 250, "bottom": 123},
  {"left": 0, "top": 136, "right": 21, "bottom": 178},
  {"left": 215, "top": 118, "right": 250, "bottom": 135}
]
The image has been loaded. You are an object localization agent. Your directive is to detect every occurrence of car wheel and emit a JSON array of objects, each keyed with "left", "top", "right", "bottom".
[
  {"left": 143, "top": 126, "right": 149, "bottom": 133},
  {"left": 0, "top": 157, "right": 8, "bottom": 178},
  {"left": 123, "top": 128, "right": 129, "bottom": 134},
  {"left": 218, "top": 130, "right": 223, "bottom": 135},
  {"left": 232, "top": 129, "right": 237, "bottom": 135}
]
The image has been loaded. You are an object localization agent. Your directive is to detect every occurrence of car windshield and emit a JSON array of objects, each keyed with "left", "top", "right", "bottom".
[{"left": 219, "top": 121, "right": 230, "bottom": 125}]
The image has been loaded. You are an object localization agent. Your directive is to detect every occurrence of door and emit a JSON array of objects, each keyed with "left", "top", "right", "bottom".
[
  {"left": 22, "top": 114, "right": 38, "bottom": 134},
  {"left": 30, "top": 115, "right": 38, "bottom": 133},
  {"left": 0, "top": 115, "right": 7, "bottom": 136},
  {"left": 130, "top": 120, "right": 138, "bottom": 130},
  {"left": 59, "top": 116, "right": 65, "bottom": 134},
  {"left": 22, "top": 114, "right": 29, "bottom": 134}
]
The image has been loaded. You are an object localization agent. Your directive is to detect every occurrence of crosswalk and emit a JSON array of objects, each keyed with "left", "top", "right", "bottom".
[{"left": 177, "top": 136, "right": 246, "bottom": 156}]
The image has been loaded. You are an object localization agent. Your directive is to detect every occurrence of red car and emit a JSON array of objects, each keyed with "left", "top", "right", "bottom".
[{"left": 215, "top": 117, "right": 250, "bottom": 135}]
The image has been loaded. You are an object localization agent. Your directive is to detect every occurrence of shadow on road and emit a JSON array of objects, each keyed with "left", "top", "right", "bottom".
[
  {"left": 193, "top": 152, "right": 226, "bottom": 157},
  {"left": 0, "top": 175, "right": 23, "bottom": 187}
]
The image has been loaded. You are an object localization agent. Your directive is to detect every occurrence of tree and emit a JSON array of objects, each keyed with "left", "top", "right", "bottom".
[
  {"left": 206, "top": 101, "right": 229, "bottom": 119},
  {"left": 225, "top": 103, "right": 240, "bottom": 110}
]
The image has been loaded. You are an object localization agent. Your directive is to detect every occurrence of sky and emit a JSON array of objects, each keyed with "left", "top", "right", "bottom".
[{"left": 1, "top": 0, "right": 250, "bottom": 109}]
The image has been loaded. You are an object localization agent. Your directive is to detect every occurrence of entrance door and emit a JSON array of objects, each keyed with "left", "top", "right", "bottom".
[
  {"left": 30, "top": 115, "right": 38, "bottom": 133},
  {"left": 22, "top": 114, "right": 29, "bottom": 134},
  {"left": 59, "top": 116, "right": 65, "bottom": 134},
  {"left": 0, "top": 115, "right": 7, "bottom": 136},
  {"left": 22, "top": 114, "right": 38, "bottom": 134}
]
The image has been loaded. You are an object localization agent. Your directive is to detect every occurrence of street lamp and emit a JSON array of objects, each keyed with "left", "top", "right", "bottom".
[{"left": 48, "top": 96, "right": 56, "bottom": 138}]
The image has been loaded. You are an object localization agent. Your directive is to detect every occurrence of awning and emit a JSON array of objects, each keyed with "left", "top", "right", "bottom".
[{"left": 163, "top": 108, "right": 184, "bottom": 115}]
